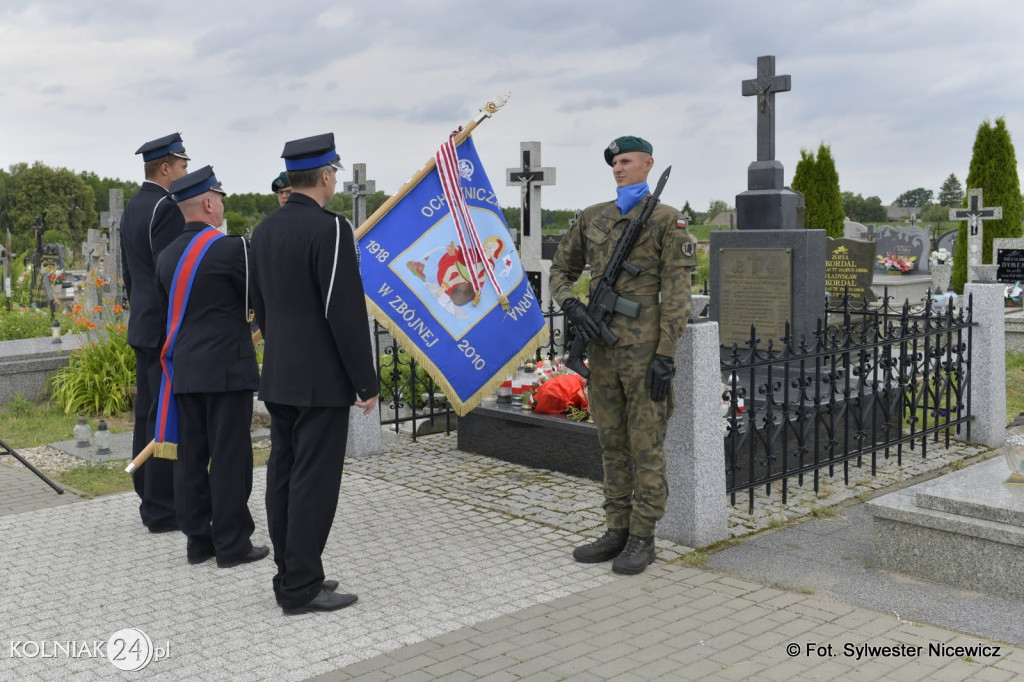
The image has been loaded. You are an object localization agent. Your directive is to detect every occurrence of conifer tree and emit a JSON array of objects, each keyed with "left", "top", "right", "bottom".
[
  {"left": 951, "top": 117, "right": 1024, "bottom": 293},
  {"left": 791, "top": 143, "right": 844, "bottom": 237},
  {"left": 937, "top": 173, "right": 964, "bottom": 206}
]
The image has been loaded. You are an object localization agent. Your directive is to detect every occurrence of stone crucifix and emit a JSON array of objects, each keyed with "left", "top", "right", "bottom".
[
  {"left": 741, "top": 55, "right": 792, "bottom": 162},
  {"left": 104, "top": 189, "right": 125, "bottom": 303},
  {"left": 506, "top": 142, "right": 555, "bottom": 265},
  {"left": 343, "top": 163, "right": 376, "bottom": 229},
  {"left": 950, "top": 188, "right": 1002, "bottom": 271},
  {"left": 506, "top": 141, "right": 556, "bottom": 312}
]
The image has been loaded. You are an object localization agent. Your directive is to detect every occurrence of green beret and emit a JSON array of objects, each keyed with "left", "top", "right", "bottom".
[
  {"left": 604, "top": 136, "right": 653, "bottom": 165},
  {"left": 271, "top": 171, "right": 290, "bottom": 192}
]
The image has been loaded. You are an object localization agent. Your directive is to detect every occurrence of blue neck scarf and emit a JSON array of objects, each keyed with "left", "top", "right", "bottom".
[{"left": 616, "top": 182, "right": 649, "bottom": 216}]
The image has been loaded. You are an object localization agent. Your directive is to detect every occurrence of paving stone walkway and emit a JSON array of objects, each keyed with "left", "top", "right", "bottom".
[{"left": 1, "top": 432, "right": 1022, "bottom": 681}]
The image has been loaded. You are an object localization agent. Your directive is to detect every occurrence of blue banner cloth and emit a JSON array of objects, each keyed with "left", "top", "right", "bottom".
[{"left": 359, "top": 136, "right": 547, "bottom": 415}]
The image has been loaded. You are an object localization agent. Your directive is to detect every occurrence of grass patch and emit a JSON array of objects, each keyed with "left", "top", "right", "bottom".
[
  {"left": 0, "top": 396, "right": 80, "bottom": 449},
  {"left": 1007, "top": 350, "right": 1024, "bottom": 423},
  {"left": 0, "top": 397, "right": 132, "bottom": 449},
  {"left": 810, "top": 506, "right": 836, "bottom": 518},
  {"left": 55, "top": 461, "right": 135, "bottom": 497},
  {"left": 683, "top": 550, "right": 708, "bottom": 567}
]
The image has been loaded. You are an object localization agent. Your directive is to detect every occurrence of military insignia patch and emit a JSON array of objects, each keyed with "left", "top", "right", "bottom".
[
  {"left": 608, "top": 140, "right": 619, "bottom": 154},
  {"left": 676, "top": 218, "right": 688, "bottom": 229},
  {"left": 681, "top": 241, "right": 696, "bottom": 257}
]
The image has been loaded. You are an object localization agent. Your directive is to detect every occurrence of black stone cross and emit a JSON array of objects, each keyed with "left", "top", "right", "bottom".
[
  {"left": 741, "top": 55, "right": 791, "bottom": 162},
  {"left": 950, "top": 188, "right": 1002, "bottom": 267},
  {"left": 506, "top": 143, "right": 554, "bottom": 239},
  {"left": 908, "top": 213, "right": 918, "bottom": 227}
]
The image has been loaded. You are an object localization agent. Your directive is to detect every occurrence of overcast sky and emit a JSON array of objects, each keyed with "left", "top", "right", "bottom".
[{"left": 1, "top": 0, "right": 1022, "bottom": 215}]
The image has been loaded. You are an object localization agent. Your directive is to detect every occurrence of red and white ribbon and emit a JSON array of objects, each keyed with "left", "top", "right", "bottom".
[{"left": 434, "top": 131, "right": 505, "bottom": 307}]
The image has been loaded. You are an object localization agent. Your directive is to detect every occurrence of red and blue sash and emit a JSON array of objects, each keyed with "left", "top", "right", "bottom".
[{"left": 153, "top": 227, "right": 224, "bottom": 459}]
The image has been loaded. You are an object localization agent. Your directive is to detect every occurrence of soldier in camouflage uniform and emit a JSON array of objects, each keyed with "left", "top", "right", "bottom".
[{"left": 550, "top": 136, "right": 697, "bottom": 575}]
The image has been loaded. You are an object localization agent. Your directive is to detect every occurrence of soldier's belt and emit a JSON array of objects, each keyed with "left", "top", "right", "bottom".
[{"left": 612, "top": 293, "right": 661, "bottom": 318}]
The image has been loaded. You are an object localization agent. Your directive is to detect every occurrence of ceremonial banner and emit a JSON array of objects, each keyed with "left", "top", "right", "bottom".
[{"left": 359, "top": 135, "right": 547, "bottom": 415}]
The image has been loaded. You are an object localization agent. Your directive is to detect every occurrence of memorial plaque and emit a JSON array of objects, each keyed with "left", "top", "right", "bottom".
[
  {"left": 718, "top": 248, "right": 792, "bottom": 347},
  {"left": 826, "top": 238, "right": 876, "bottom": 302},
  {"left": 997, "top": 250, "right": 1024, "bottom": 283}
]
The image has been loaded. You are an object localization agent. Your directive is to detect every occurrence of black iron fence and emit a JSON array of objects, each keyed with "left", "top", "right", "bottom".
[
  {"left": 722, "top": 289, "right": 974, "bottom": 512},
  {"left": 374, "top": 321, "right": 455, "bottom": 439},
  {"left": 373, "top": 303, "right": 577, "bottom": 438}
]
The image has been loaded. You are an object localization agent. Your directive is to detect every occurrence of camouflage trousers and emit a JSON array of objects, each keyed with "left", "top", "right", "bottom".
[{"left": 587, "top": 340, "right": 672, "bottom": 537}]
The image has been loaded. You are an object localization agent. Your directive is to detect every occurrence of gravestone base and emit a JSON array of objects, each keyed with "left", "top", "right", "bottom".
[
  {"left": 1003, "top": 311, "right": 1024, "bottom": 353},
  {"left": 866, "top": 457, "right": 1024, "bottom": 600},
  {"left": 458, "top": 403, "right": 602, "bottom": 480},
  {"left": 869, "top": 272, "right": 933, "bottom": 306},
  {"left": 0, "top": 336, "right": 83, "bottom": 404}
]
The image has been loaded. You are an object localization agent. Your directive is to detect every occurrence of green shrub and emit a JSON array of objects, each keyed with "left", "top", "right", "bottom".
[
  {"left": 0, "top": 308, "right": 56, "bottom": 340},
  {"left": 378, "top": 349, "right": 438, "bottom": 407},
  {"left": 50, "top": 324, "right": 136, "bottom": 415}
]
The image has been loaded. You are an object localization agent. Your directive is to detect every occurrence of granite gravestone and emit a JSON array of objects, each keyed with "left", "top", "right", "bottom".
[
  {"left": 994, "top": 238, "right": 1024, "bottom": 284},
  {"left": 935, "top": 229, "right": 957, "bottom": 257},
  {"left": 103, "top": 189, "right": 124, "bottom": 303},
  {"left": 951, "top": 188, "right": 1002, "bottom": 282},
  {"left": 506, "top": 141, "right": 555, "bottom": 308},
  {"left": 825, "top": 238, "right": 877, "bottom": 303},
  {"left": 344, "top": 163, "right": 376, "bottom": 229},
  {"left": 845, "top": 223, "right": 930, "bottom": 273},
  {"left": 711, "top": 55, "right": 824, "bottom": 349},
  {"left": 1, "top": 229, "right": 10, "bottom": 302}
]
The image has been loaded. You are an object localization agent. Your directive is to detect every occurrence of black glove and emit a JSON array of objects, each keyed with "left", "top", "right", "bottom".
[
  {"left": 645, "top": 354, "right": 675, "bottom": 402},
  {"left": 563, "top": 297, "right": 601, "bottom": 342}
]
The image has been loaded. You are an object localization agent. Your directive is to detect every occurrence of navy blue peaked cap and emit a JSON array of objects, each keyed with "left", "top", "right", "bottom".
[
  {"left": 136, "top": 133, "right": 190, "bottom": 162},
  {"left": 169, "top": 165, "right": 226, "bottom": 202},
  {"left": 281, "top": 133, "right": 342, "bottom": 172}
]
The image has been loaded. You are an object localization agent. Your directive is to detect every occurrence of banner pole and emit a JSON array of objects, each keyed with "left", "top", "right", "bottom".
[{"left": 354, "top": 92, "right": 510, "bottom": 241}]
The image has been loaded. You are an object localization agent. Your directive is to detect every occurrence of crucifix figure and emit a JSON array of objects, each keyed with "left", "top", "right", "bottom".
[
  {"left": 506, "top": 142, "right": 557, "bottom": 314},
  {"left": 343, "top": 163, "right": 376, "bottom": 229},
  {"left": 741, "top": 55, "right": 791, "bottom": 162},
  {"left": 908, "top": 213, "right": 918, "bottom": 228},
  {"left": 506, "top": 141, "right": 555, "bottom": 244},
  {"left": 950, "top": 188, "right": 1002, "bottom": 268}
]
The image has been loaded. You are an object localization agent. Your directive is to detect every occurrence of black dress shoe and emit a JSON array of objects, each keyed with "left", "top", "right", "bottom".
[
  {"left": 322, "top": 580, "right": 339, "bottom": 593},
  {"left": 216, "top": 545, "right": 269, "bottom": 568},
  {"left": 282, "top": 588, "right": 357, "bottom": 615}
]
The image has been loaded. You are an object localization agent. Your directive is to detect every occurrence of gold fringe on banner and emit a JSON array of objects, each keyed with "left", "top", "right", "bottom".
[{"left": 366, "top": 297, "right": 548, "bottom": 417}]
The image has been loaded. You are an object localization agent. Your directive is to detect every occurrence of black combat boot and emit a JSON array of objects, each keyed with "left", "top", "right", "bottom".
[
  {"left": 572, "top": 528, "right": 629, "bottom": 563},
  {"left": 611, "top": 535, "right": 656, "bottom": 575}
]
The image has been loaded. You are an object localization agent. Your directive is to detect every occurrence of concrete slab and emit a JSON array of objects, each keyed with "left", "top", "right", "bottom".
[{"left": 867, "top": 457, "right": 1024, "bottom": 600}]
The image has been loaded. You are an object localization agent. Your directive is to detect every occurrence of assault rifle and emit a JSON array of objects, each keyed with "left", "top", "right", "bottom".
[{"left": 565, "top": 166, "right": 671, "bottom": 379}]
